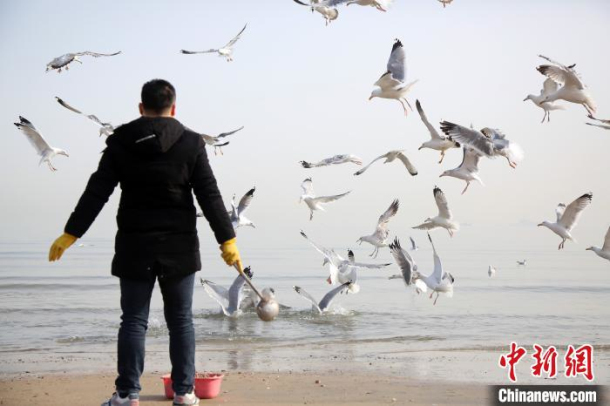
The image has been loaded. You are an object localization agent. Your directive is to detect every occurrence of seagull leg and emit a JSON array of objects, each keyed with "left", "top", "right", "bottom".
[
  {"left": 541, "top": 111, "right": 546, "bottom": 124},
  {"left": 508, "top": 157, "right": 517, "bottom": 169},
  {"left": 448, "top": 229, "right": 454, "bottom": 238},
  {"left": 429, "top": 291, "right": 434, "bottom": 299},
  {"left": 438, "top": 151, "right": 445, "bottom": 164},
  {"left": 461, "top": 181, "right": 470, "bottom": 195},
  {"left": 326, "top": 276, "right": 332, "bottom": 284},
  {"left": 310, "top": 211, "right": 314, "bottom": 221},
  {"left": 433, "top": 293, "right": 439, "bottom": 305},
  {"left": 220, "top": 147, "right": 224, "bottom": 156},
  {"left": 403, "top": 98, "right": 414, "bottom": 111},
  {"left": 547, "top": 111, "right": 551, "bottom": 122},
  {"left": 47, "top": 161, "right": 57, "bottom": 172},
  {"left": 399, "top": 99, "right": 409, "bottom": 116}
]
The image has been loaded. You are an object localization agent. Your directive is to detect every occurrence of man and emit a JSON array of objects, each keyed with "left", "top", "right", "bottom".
[{"left": 48, "top": 79, "right": 241, "bottom": 406}]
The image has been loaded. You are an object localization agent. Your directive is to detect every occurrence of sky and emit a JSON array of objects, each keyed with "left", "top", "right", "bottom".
[{"left": 0, "top": 0, "right": 609, "bottom": 255}]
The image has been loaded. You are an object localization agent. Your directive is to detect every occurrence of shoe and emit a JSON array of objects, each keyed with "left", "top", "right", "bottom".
[
  {"left": 173, "top": 390, "right": 200, "bottom": 405},
  {"left": 101, "top": 392, "right": 139, "bottom": 406}
]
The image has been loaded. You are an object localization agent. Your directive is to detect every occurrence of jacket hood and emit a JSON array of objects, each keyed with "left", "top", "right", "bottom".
[{"left": 107, "top": 116, "right": 185, "bottom": 154}]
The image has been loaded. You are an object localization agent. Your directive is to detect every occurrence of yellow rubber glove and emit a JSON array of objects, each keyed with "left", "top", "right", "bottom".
[
  {"left": 49, "top": 233, "right": 78, "bottom": 262},
  {"left": 220, "top": 238, "right": 242, "bottom": 269}
]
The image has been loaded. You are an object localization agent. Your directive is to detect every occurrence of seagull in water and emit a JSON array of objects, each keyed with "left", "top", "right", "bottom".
[
  {"left": 413, "top": 186, "right": 459, "bottom": 237},
  {"left": 300, "top": 154, "right": 363, "bottom": 168},
  {"left": 293, "top": 0, "right": 339, "bottom": 26},
  {"left": 440, "top": 147, "right": 484, "bottom": 195},
  {"left": 523, "top": 78, "right": 565, "bottom": 123},
  {"left": 369, "top": 39, "right": 418, "bottom": 116},
  {"left": 228, "top": 187, "right": 256, "bottom": 229},
  {"left": 46, "top": 51, "right": 121, "bottom": 73},
  {"left": 538, "top": 193, "right": 593, "bottom": 250},
  {"left": 200, "top": 267, "right": 257, "bottom": 317},
  {"left": 293, "top": 282, "right": 353, "bottom": 314},
  {"left": 181, "top": 24, "right": 247, "bottom": 62},
  {"left": 517, "top": 260, "right": 527, "bottom": 266},
  {"left": 439, "top": 121, "right": 524, "bottom": 169},
  {"left": 300, "top": 178, "right": 350, "bottom": 220},
  {"left": 357, "top": 199, "right": 399, "bottom": 258},
  {"left": 354, "top": 151, "right": 418, "bottom": 177},
  {"left": 410, "top": 236, "right": 418, "bottom": 251},
  {"left": 536, "top": 55, "right": 597, "bottom": 116},
  {"left": 586, "top": 114, "right": 610, "bottom": 130},
  {"left": 488, "top": 265, "right": 496, "bottom": 277},
  {"left": 416, "top": 100, "right": 460, "bottom": 164},
  {"left": 55, "top": 97, "right": 114, "bottom": 137},
  {"left": 416, "top": 233, "right": 455, "bottom": 305},
  {"left": 199, "top": 126, "right": 244, "bottom": 155},
  {"left": 586, "top": 227, "right": 610, "bottom": 262},
  {"left": 14, "top": 116, "right": 68, "bottom": 171}
]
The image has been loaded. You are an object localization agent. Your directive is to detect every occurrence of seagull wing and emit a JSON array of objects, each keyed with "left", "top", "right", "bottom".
[
  {"left": 410, "top": 237, "right": 417, "bottom": 250},
  {"left": 293, "top": 286, "right": 322, "bottom": 313},
  {"left": 224, "top": 24, "right": 247, "bottom": 48},
  {"left": 14, "top": 116, "right": 52, "bottom": 156},
  {"left": 315, "top": 191, "right": 350, "bottom": 203},
  {"left": 318, "top": 282, "right": 351, "bottom": 311},
  {"left": 75, "top": 51, "right": 121, "bottom": 58},
  {"left": 416, "top": 100, "right": 442, "bottom": 140},
  {"left": 433, "top": 186, "right": 452, "bottom": 220},
  {"left": 541, "top": 77, "right": 559, "bottom": 97},
  {"left": 301, "top": 178, "right": 314, "bottom": 195},
  {"left": 300, "top": 230, "right": 337, "bottom": 265},
  {"left": 389, "top": 237, "right": 414, "bottom": 286},
  {"left": 396, "top": 152, "right": 418, "bottom": 176},
  {"left": 237, "top": 187, "right": 255, "bottom": 215},
  {"left": 55, "top": 97, "right": 107, "bottom": 127},
  {"left": 536, "top": 56, "right": 585, "bottom": 90},
  {"left": 217, "top": 126, "right": 244, "bottom": 138},
  {"left": 227, "top": 273, "right": 248, "bottom": 313},
  {"left": 602, "top": 226, "right": 610, "bottom": 252},
  {"left": 200, "top": 279, "right": 230, "bottom": 316},
  {"left": 386, "top": 39, "right": 406, "bottom": 82},
  {"left": 375, "top": 199, "right": 399, "bottom": 234},
  {"left": 55, "top": 97, "right": 84, "bottom": 115},
  {"left": 181, "top": 49, "right": 219, "bottom": 54},
  {"left": 555, "top": 203, "right": 566, "bottom": 223},
  {"left": 559, "top": 193, "right": 593, "bottom": 232},
  {"left": 427, "top": 233, "right": 443, "bottom": 285},
  {"left": 458, "top": 147, "right": 481, "bottom": 172},
  {"left": 439, "top": 121, "right": 494, "bottom": 157},
  {"left": 354, "top": 153, "right": 388, "bottom": 175}
]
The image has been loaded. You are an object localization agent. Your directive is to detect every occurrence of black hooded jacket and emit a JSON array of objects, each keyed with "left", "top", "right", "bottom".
[{"left": 64, "top": 116, "right": 235, "bottom": 280}]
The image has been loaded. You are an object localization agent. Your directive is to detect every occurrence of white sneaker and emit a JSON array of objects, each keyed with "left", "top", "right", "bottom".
[
  {"left": 101, "top": 392, "right": 139, "bottom": 406},
  {"left": 173, "top": 390, "right": 200, "bottom": 406}
]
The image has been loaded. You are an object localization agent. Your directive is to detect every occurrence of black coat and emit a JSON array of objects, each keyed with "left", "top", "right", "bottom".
[{"left": 64, "top": 116, "right": 235, "bottom": 280}]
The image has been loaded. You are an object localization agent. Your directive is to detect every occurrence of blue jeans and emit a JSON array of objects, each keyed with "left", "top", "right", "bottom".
[{"left": 115, "top": 272, "right": 195, "bottom": 396}]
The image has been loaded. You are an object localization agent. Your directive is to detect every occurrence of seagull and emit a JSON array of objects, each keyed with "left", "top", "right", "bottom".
[
  {"left": 415, "top": 233, "right": 454, "bottom": 305},
  {"left": 356, "top": 199, "right": 399, "bottom": 258},
  {"left": 413, "top": 186, "right": 459, "bottom": 237},
  {"left": 228, "top": 187, "right": 256, "bottom": 229},
  {"left": 199, "top": 126, "right": 244, "bottom": 155},
  {"left": 409, "top": 236, "right": 418, "bottom": 251},
  {"left": 46, "top": 51, "right": 121, "bottom": 73},
  {"left": 586, "top": 227, "right": 610, "bottom": 262},
  {"left": 389, "top": 237, "right": 416, "bottom": 287},
  {"left": 439, "top": 121, "right": 524, "bottom": 168},
  {"left": 439, "top": 147, "right": 484, "bottom": 195},
  {"left": 14, "top": 116, "right": 68, "bottom": 171},
  {"left": 181, "top": 24, "right": 247, "bottom": 62},
  {"left": 438, "top": 0, "right": 453, "bottom": 7},
  {"left": 293, "top": 0, "right": 339, "bottom": 26},
  {"left": 300, "top": 154, "right": 363, "bottom": 168},
  {"left": 416, "top": 100, "right": 460, "bottom": 163},
  {"left": 200, "top": 267, "right": 258, "bottom": 317},
  {"left": 523, "top": 78, "right": 565, "bottom": 123},
  {"left": 55, "top": 97, "right": 114, "bottom": 137},
  {"left": 315, "top": 0, "right": 393, "bottom": 11},
  {"left": 536, "top": 54, "right": 597, "bottom": 116},
  {"left": 586, "top": 114, "right": 610, "bottom": 130},
  {"left": 354, "top": 151, "right": 418, "bottom": 177},
  {"left": 300, "top": 178, "right": 350, "bottom": 220},
  {"left": 369, "top": 39, "right": 418, "bottom": 116},
  {"left": 517, "top": 260, "right": 527, "bottom": 266},
  {"left": 538, "top": 193, "right": 593, "bottom": 250},
  {"left": 488, "top": 265, "right": 496, "bottom": 277},
  {"left": 293, "top": 282, "right": 353, "bottom": 313}
]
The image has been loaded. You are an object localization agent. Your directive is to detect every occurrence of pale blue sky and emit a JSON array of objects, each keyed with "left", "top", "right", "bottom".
[{"left": 0, "top": 0, "right": 609, "bottom": 254}]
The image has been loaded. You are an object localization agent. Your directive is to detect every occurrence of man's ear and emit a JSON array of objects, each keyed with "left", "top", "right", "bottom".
[
  {"left": 139, "top": 103, "right": 144, "bottom": 116},
  {"left": 170, "top": 104, "right": 176, "bottom": 117}
]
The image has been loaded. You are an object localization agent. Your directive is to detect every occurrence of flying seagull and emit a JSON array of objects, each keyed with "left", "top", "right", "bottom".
[
  {"left": 488, "top": 265, "right": 496, "bottom": 277},
  {"left": 314, "top": 0, "right": 393, "bottom": 11},
  {"left": 181, "top": 24, "right": 247, "bottom": 62},
  {"left": 413, "top": 186, "right": 459, "bottom": 237},
  {"left": 46, "top": 51, "right": 121, "bottom": 73},
  {"left": 228, "top": 187, "right": 256, "bottom": 229},
  {"left": 440, "top": 147, "right": 484, "bottom": 195},
  {"left": 586, "top": 114, "right": 610, "bottom": 130},
  {"left": 200, "top": 126, "right": 244, "bottom": 155},
  {"left": 416, "top": 100, "right": 460, "bottom": 163},
  {"left": 293, "top": 282, "right": 352, "bottom": 313},
  {"left": 523, "top": 78, "right": 565, "bottom": 123},
  {"left": 55, "top": 97, "right": 114, "bottom": 137},
  {"left": 439, "top": 121, "right": 524, "bottom": 168},
  {"left": 415, "top": 233, "right": 455, "bottom": 305},
  {"left": 293, "top": 0, "right": 339, "bottom": 25},
  {"left": 300, "top": 178, "right": 350, "bottom": 220},
  {"left": 357, "top": 199, "right": 399, "bottom": 258},
  {"left": 438, "top": 0, "right": 453, "bottom": 7},
  {"left": 517, "top": 260, "right": 527, "bottom": 266},
  {"left": 536, "top": 54, "right": 597, "bottom": 115},
  {"left": 538, "top": 192, "right": 593, "bottom": 250},
  {"left": 200, "top": 267, "right": 257, "bottom": 317},
  {"left": 369, "top": 39, "right": 418, "bottom": 116},
  {"left": 300, "top": 154, "right": 363, "bottom": 168},
  {"left": 586, "top": 227, "right": 610, "bottom": 262},
  {"left": 354, "top": 150, "right": 418, "bottom": 177},
  {"left": 14, "top": 116, "right": 68, "bottom": 171}
]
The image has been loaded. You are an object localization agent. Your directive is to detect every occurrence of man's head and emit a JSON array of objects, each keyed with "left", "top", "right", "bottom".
[{"left": 139, "top": 79, "right": 176, "bottom": 117}]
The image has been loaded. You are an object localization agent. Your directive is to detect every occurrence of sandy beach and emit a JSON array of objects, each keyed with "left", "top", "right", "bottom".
[{"left": 0, "top": 372, "right": 488, "bottom": 406}]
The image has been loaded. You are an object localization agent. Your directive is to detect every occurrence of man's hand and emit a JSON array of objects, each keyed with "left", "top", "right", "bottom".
[
  {"left": 220, "top": 238, "right": 242, "bottom": 270},
  {"left": 49, "top": 233, "right": 78, "bottom": 262}
]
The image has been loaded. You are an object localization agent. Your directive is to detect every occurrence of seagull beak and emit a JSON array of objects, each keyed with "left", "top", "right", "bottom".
[
  {"left": 537, "top": 223, "right": 543, "bottom": 227},
  {"left": 522, "top": 97, "right": 528, "bottom": 102},
  {"left": 585, "top": 247, "right": 592, "bottom": 251}
]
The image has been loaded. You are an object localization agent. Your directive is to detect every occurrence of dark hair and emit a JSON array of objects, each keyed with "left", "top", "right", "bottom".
[{"left": 141, "top": 79, "right": 176, "bottom": 113}]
